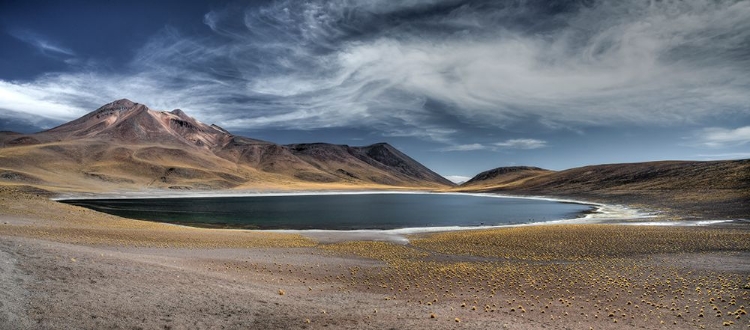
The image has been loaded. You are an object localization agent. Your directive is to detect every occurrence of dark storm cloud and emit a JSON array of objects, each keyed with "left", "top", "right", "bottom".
[{"left": 1, "top": 0, "right": 749, "bottom": 147}]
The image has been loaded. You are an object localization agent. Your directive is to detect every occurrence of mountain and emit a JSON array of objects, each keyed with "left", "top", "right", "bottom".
[
  {"left": 457, "top": 161, "right": 750, "bottom": 219},
  {"left": 460, "top": 166, "right": 552, "bottom": 187},
  {"left": 0, "top": 99, "right": 453, "bottom": 191}
]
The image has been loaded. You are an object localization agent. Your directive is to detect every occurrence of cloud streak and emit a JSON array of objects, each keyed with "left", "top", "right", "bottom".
[
  {"left": 1, "top": 0, "right": 749, "bottom": 146},
  {"left": 693, "top": 126, "right": 750, "bottom": 148},
  {"left": 437, "top": 138, "right": 546, "bottom": 152},
  {"left": 437, "top": 143, "right": 486, "bottom": 152},
  {"left": 494, "top": 139, "right": 547, "bottom": 150},
  {"left": 8, "top": 29, "right": 75, "bottom": 57}
]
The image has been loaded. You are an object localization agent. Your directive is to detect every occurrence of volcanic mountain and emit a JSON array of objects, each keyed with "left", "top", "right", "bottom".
[
  {"left": 0, "top": 99, "right": 453, "bottom": 191},
  {"left": 457, "top": 161, "right": 750, "bottom": 219}
]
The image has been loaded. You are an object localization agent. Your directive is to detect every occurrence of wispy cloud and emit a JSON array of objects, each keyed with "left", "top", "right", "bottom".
[
  {"left": 692, "top": 126, "right": 750, "bottom": 148},
  {"left": 1, "top": 0, "right": 749, "bottom": 141},
  {"left": 494, "top": 139, "right": 547, "bottom": 150},
  {"left": 437, "top": 138, "right": 547, "bottom": 152},
  {"left": 437, "top": 143, "right": 486, "bottom": 152},
  {"left": 383, "top": 127, "right": 457, "bottom": 143},
  {"left": 0, "top": 80, "right": 87, "bottom": 122},
  {"left": 8, "top": 29, "right": 75, "bottom": 57}
]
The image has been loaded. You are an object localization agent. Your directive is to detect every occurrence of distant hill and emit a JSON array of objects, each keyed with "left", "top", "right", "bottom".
[
  {"left": 0, "top": 99, "right": 454, "bottom": 191},
  {"left": 461, "top": 166, "right": 553, "bottom": 187},
  {"left": 458, "top": 161, "right": 750, "bottom": 219}
]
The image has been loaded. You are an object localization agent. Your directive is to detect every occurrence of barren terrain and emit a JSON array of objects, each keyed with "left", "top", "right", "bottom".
[
  {"left": 0, "top": 99, "right": 453, "bottom": 193},
  {"left": 454, "top": 161, "right": 750, "bottom": 219},
  {"left": 1, "top": 100, "right": 749, "bottom": 329},
  {"left": 1, "top": 186, "right": 749, "bottom": 329}
]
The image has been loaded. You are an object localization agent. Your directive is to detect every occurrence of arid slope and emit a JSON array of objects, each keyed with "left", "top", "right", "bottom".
[
  {"left": 1, "top": 185, "right": 749, "bottom": 329},
  {"left": 457, "top": 161, "right": 750, "bottom": 219},
  {"left": 460, "top": 166, "right": 553, "bottom": 188},
  {"left": 0, "top": 99, "right": 453, "bottom": 192}
]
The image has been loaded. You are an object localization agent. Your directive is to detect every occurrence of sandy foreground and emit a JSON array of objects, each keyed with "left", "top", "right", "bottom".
[{"left": 1, "top": 186, "right": 749, "bottom": 329}]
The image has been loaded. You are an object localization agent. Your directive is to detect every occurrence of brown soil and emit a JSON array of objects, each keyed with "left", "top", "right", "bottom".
[
  {"left": 454, "top": 160, "right": 750, "bottom": 219},
  {"left": 1, "top": 186, "right": 749, "bottom": 329}
]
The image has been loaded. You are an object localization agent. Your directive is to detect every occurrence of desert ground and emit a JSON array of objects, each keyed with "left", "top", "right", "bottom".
[{"left": 1, "top": 185, "right": 749, "bottom": 329}]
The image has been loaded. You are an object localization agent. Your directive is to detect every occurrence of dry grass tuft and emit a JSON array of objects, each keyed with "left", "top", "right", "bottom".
[
  {"left": 320, "top": 241, "right": 428, "bottom": 261},
  {"left": 0, "top": 187, "right": 316, "bottom": 248},
  {"left": 410, "top": 225, "right": 750, "bottom": 261},
  {"left": 318, "top": 224, "right": 750, "bottom": 329}
]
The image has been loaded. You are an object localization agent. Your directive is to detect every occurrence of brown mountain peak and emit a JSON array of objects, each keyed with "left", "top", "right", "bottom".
[
  {"left": 461, "top": 166, "right": 552, "bottom": 187},
  {"left": 40, "top": 100, "right": 229, "bottom": 149},
  {"left": 169, "top": 109, "right": 189, "bottom": 119},
  {"left": 354, "top": 142, "right": 455, "bottom": 186},
  {"left": 43, "top": 99, "right": 142, "bottom": 137},
  {"left": 0, "top": 99, "right": 454, "bottom": 190},
  {"left": 93, "top": 99, "right": 138, "bottom": 114},
  {"left": 110, "top": 98, "right": 136, "bottom": 107}
]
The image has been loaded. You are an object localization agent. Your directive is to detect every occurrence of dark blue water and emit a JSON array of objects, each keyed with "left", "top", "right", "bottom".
[{"left": 61, "top": 193, "right": 593, "bottom": 230}]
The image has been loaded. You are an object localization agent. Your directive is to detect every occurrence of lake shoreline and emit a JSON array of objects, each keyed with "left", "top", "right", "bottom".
[
  {"left": 55, "top": 189, "right": 742, "bottom": 245},
  {"left": 2, "top": 185, "right": 749, "bottom": 329},
  {"left": 58, "top": 191, "right": 596, "bottom": 231}
]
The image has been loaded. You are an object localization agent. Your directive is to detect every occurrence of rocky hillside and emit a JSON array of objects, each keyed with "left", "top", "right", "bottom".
[
  {"left": 461, "top": 166, "right": 552, "bottom": 187},
  {"left": 458, "top": 161, "right": 750, "bottom": 219},
  {"left": 0, "top": 99, "right": 453, "bottom": 191}
]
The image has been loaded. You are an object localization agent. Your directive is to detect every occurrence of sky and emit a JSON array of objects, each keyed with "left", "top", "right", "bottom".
[{"left": 1, "top": 0, "right": 749, "bottom": 183}]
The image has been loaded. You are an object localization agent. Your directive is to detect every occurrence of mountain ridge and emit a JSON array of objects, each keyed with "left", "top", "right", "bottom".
[
  {"left": 457, "top": 161, "right": 750, "bottom": 219},
  {"left": 461, "top": 166, "right": 552, "bottom": 187},
  {"left": 0, "top": 100, "right": 453, "bottom": 191}
]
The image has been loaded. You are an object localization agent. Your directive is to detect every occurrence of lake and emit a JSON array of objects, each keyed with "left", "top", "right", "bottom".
[{"left": 60, "top": 193, "right": 594, "bottom": 230}]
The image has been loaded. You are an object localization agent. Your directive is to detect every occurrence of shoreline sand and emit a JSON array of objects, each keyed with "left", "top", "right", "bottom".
[
  {"left": 55, "top": 189, "right": 739, "bottom": 244},
  {"left": 1, "top": 186, "right": 749, "bottom": 329}
]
